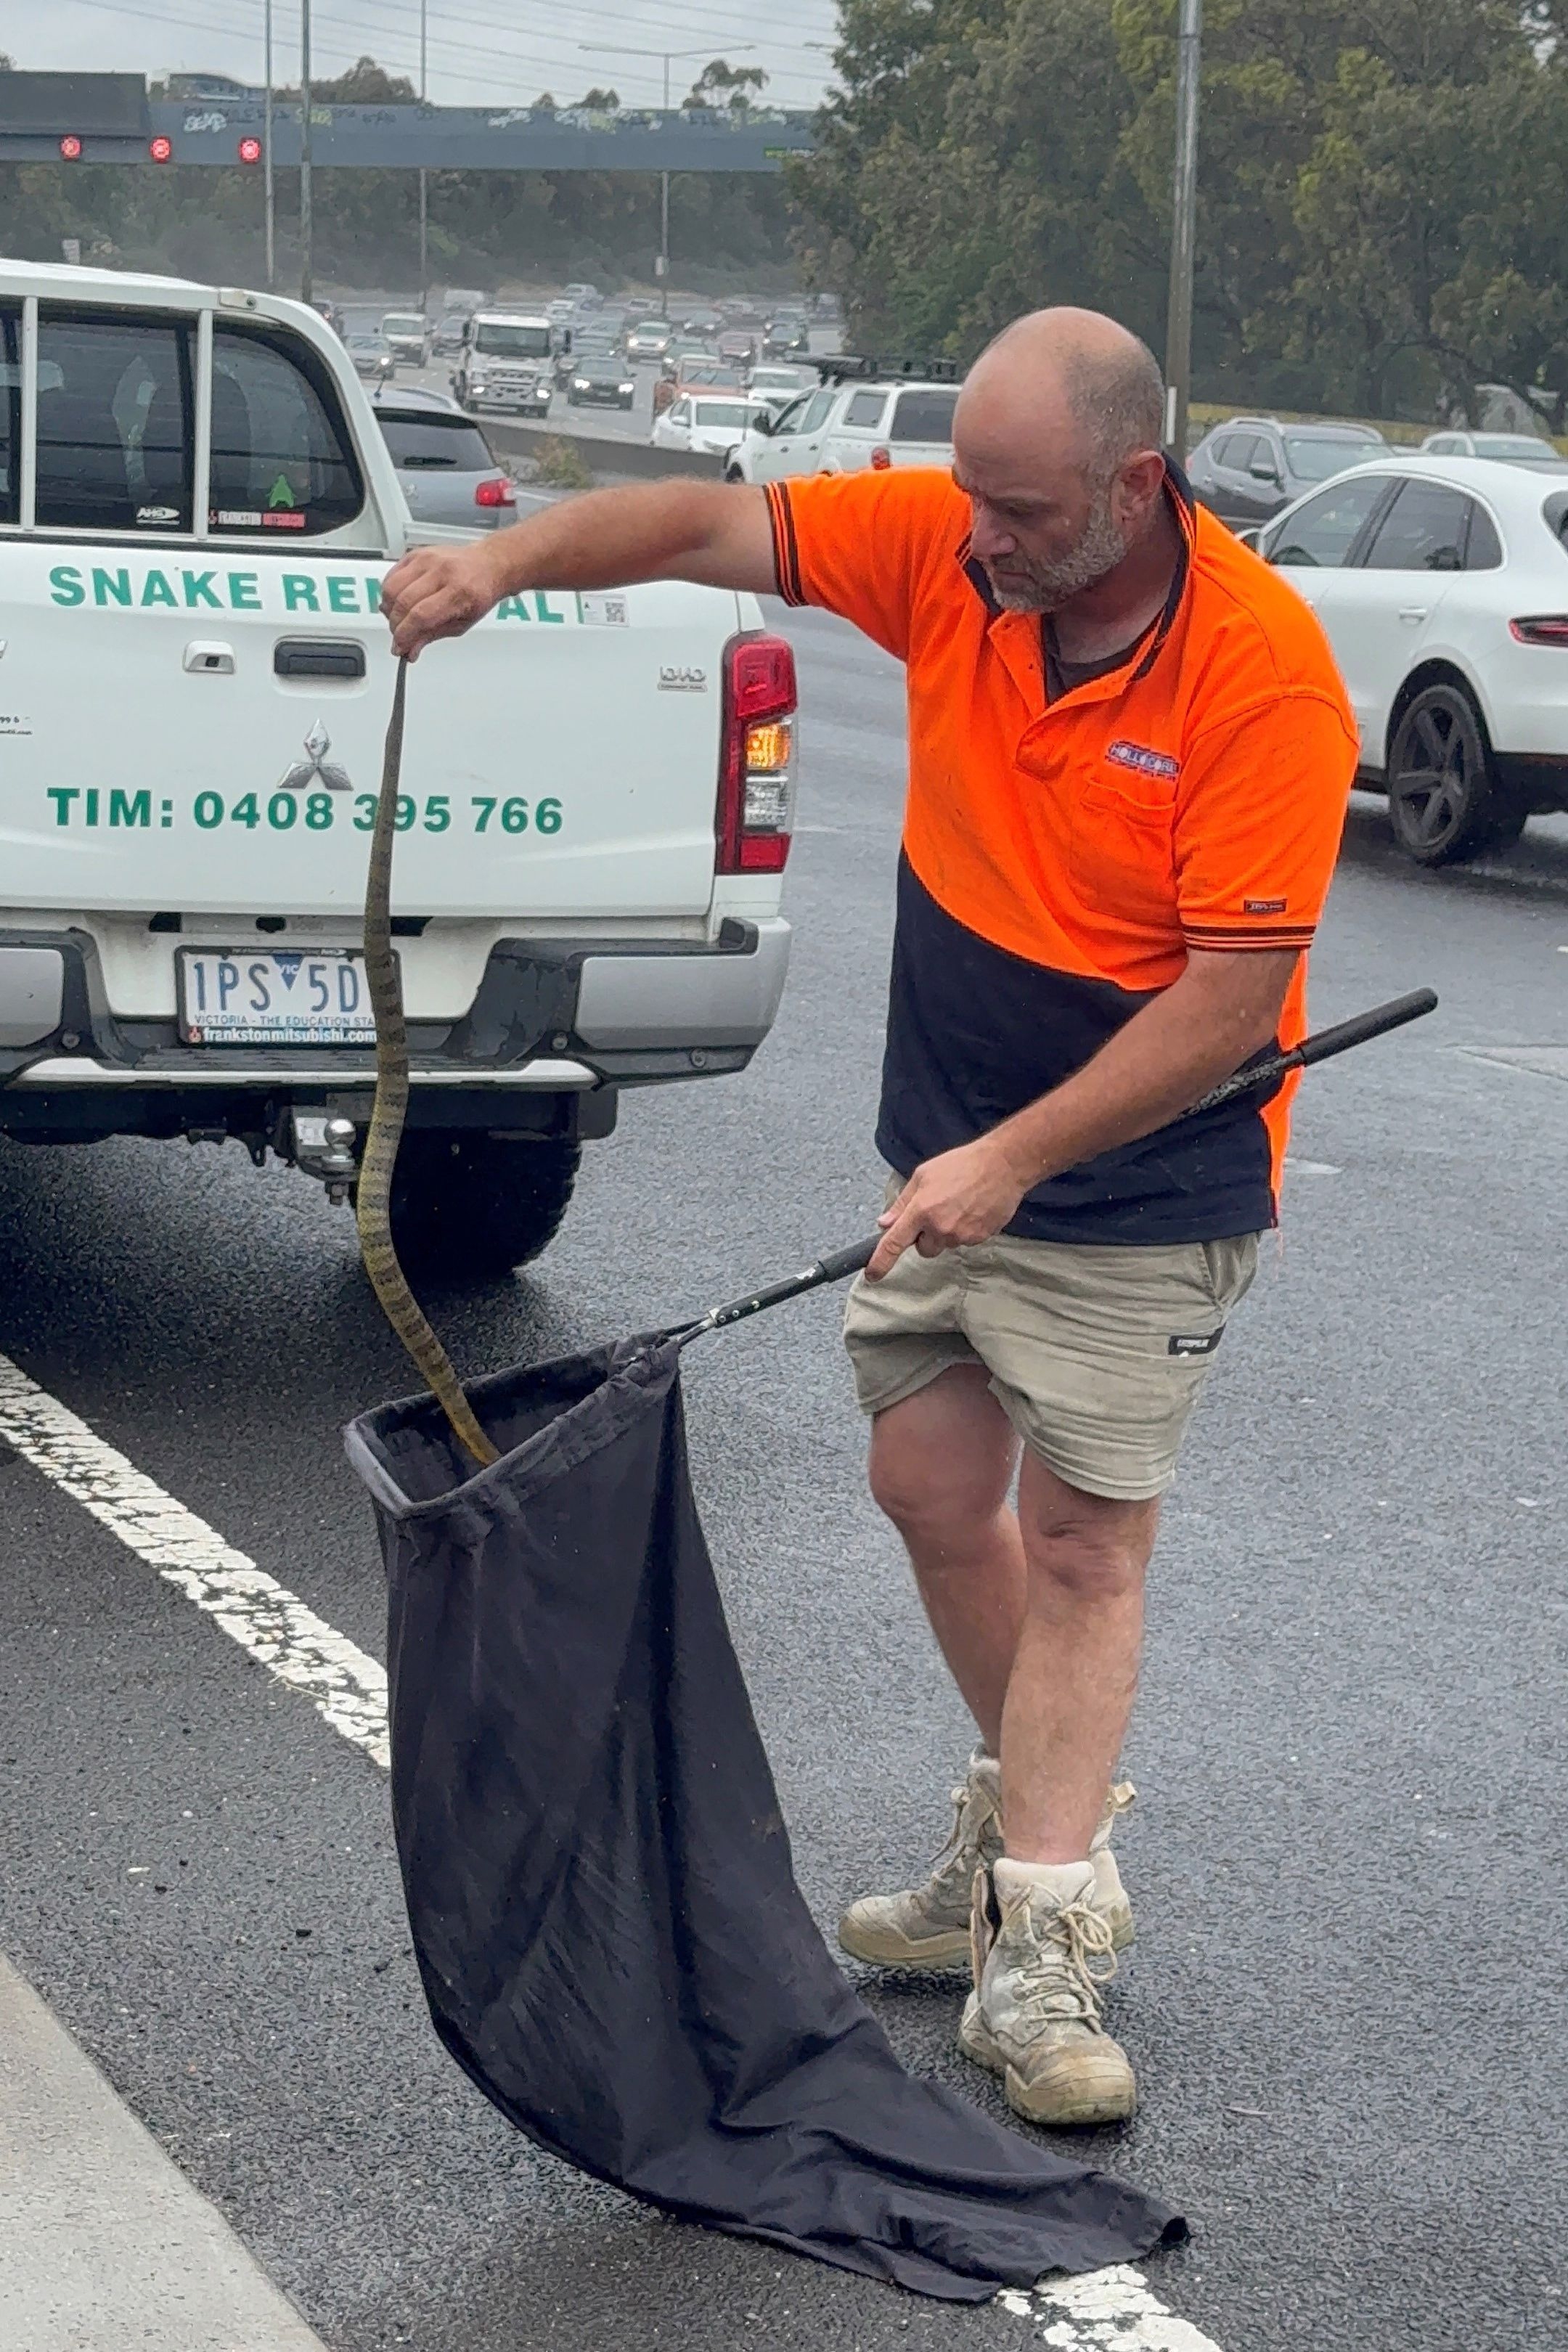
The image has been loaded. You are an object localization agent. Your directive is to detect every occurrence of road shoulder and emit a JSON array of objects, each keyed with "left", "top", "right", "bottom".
[{"left": 0, "top": 1950, "right": 327, "bottom": 2352}]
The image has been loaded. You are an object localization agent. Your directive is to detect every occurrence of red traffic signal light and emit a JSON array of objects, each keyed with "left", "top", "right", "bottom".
[
  {"left": 59, "top": 134, "right": 82, "bottom": 160},
  {"left": 149, "top": 135, "right": 173, "bottom": 163},
  {"left": 238, "top": 135, "right": 263, "bottom": 165}
]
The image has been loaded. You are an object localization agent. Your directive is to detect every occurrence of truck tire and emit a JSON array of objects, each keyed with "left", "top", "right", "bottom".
[
  {"left": 1386, "top": 682, "right": 1526, "bottom": 865},
  {"left": 375, "top": 1133, "right": 580, "bottom": 1281}
]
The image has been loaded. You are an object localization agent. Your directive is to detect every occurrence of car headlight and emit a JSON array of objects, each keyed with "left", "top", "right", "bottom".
[
  {"left": 619, "top": 382, "right": 634, "bottom": 394},
  {"left": 573, "top": 378, "right": 589, "bottom": 391}
]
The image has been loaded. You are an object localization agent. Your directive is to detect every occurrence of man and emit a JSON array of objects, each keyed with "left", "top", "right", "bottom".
[{"left": 381, "top": 309, "right": 1357, "bottom": 2128}]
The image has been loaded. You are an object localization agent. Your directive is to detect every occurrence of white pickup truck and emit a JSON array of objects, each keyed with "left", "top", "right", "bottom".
[{"left": 0, "top": 259, "right": 796, "bottom": 1278}]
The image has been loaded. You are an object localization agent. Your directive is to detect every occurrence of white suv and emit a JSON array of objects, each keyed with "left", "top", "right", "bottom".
[{"left": 726, "top": 370, "right": 960, "bottom": 484}]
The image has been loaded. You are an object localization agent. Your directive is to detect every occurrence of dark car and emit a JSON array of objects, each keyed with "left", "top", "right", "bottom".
[
  {"left": 717, "top": 330, "right": 756, "bottom": 371},
  {"left": 763, "top": 314, "right": 810, "bottom": 359},
  {"left": 1185, "top": 415, "right": 1390, "bottom": 525},
  {"left": 567, "top": 355, "right": 637, "bottom": 410}
]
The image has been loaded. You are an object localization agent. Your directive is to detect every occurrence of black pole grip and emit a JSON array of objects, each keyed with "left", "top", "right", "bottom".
[
  {"left": 1294, "top": 987, "right": 1437, "bottom": 1068},
  {"left": 814, "top": 1237, "right": 879, "bottom": 1284},
  {"left": 1188, "top": 987, "right": 1437, "bottom": 1115}
]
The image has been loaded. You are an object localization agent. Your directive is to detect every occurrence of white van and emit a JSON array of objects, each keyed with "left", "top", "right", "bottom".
[{"left": 0, "top": 261, "right": 797, "bottom": 1278}]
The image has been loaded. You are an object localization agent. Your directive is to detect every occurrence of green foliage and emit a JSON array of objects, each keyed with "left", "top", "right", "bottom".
[
  {"left": 529, "top": 436, "right": 595, "bottom": 491},
  {"left": 789, "top": 0, "right": 1568, "bottom": 422}
]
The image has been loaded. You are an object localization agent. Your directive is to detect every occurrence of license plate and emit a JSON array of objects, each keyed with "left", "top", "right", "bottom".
[{"left": 177, "top": 948, "right": 382, "bottom": 1045}]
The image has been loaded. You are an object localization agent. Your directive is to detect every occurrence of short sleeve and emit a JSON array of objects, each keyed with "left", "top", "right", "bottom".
[
  {"left": 767, "top": 471, "right": 963, "bottom": 663},
  {"left": 1174, "top": 692, "right": 1357, "bottom": 952}
]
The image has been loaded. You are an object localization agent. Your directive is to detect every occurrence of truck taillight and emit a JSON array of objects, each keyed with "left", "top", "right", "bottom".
[
  {"left": 870, "top": 445, "right": 891, "bottom": 470},
  {"left": 717, "top": 632, "right": 797, "bottom": 873},
  {"left": 474, "top": 475, "right": 516, "bottom": 507}
]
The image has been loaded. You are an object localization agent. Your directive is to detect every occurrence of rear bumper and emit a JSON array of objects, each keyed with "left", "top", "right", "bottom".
[{"left": 0, "top": 918, "right": 791, "bottom": 1130}]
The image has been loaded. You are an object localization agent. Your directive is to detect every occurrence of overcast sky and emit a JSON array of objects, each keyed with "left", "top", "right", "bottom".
[{"left": 0, "top": 1, "right": 839, "bottom": 112}]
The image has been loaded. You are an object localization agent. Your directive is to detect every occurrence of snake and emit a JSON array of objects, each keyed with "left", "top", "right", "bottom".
[{"left": 355, "top": 657, "right": 500, "bottom": 1469}]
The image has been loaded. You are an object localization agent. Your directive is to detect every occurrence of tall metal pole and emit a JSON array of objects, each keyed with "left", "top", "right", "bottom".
[
  {"left": 299, "top": 0, "right": 314, "bottom": 307},
  {"left": 417, "top": 0, "right": 429, "bottom": 311},
  {"left": 658, "top": 53, "right": 670, "bottom": 320},
  {"left": 1163, "top": 0, "right": 1202, "bottom": 461},
  {"left": 263, "top": 0, "right": 275, "bottom": 289}
]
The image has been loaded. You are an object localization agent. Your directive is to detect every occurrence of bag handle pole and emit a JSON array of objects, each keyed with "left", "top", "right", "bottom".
[{"left": 685, "top": 987, "right": 1437, "bottom": 1341}]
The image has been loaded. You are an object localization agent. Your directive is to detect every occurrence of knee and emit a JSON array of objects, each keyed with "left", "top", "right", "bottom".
[
  {"left": 1025, "top": 1520, "right": 1147, "bottom": 1606},
  {"left": 867, "top": 1426, "right": 997, "bottom": 1543}
]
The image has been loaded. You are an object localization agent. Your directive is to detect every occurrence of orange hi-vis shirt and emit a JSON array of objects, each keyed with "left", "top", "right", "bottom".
[{"left": 765, "top": 463, "right": 1358, "bottom": 1242}]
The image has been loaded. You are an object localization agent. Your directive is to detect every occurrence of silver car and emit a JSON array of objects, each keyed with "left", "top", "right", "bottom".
[
  {"left": 369, "top": 388, "right": 517, "bottom": 529},
  {"left": 345, "top": 330, "right": 396, "bottom": 383}
]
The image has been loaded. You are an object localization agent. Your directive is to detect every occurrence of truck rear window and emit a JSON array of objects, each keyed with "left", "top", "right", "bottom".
[
  {"left": 209, "top": 325, "right": 363, "bottom": 535},
  {"left": 891, "top": 388, "right": 958, "bottom": 444},
  {"left": 377, "top": 415, "right": 494, "bottom": 470},
  {"left": 36, "top": 311, "right": 195, "bottom": 531}
]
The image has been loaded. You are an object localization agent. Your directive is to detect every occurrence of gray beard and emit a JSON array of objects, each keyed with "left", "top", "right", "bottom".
[{"left": 984, "top": 490, "right": 1130, "bottom": 613}]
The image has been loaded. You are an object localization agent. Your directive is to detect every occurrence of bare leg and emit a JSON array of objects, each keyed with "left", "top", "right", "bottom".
[
  {"left": 1000, "top": 1454, "right": 1158, "bottom": 1865},
  {"left": 867, "top": 1365, "right": 1025, "bottom": 1752}
]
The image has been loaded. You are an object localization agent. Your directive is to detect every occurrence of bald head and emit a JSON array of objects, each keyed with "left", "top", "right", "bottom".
[
  {"left": 950, "top": 308, "right": 1170, "bottom": 615},
  {"left": 958, "top": 308, "right": 1165, "bottom": 483}
]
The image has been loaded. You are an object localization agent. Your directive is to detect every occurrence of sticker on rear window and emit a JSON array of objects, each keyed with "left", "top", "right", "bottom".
[{"left": 136, "top": 505, "right": 180, "bottom": 526}]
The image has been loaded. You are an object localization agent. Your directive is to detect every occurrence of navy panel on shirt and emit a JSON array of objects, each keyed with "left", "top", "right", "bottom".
[{"left": 874, "top": 858, "right": 1277, "bottom": 1245}]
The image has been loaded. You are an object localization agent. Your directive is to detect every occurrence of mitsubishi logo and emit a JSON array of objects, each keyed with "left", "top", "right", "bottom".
[{"left": 277, "top": 718, "right": 352, "bottom": 793}]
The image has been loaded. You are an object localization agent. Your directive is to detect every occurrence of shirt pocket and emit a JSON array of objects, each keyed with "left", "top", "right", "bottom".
[{"left": 1068, "top": 776, "right": 1177, "bottom": 928}]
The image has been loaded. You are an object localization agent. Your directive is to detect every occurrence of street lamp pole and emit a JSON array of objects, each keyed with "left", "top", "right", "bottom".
[
  {"left": 263, "top": 0, "right": 275, "bottom": 288},
  {"left": 417, "top": 0, "right": 429, "bottom": 312},
  {"left": 299, "top": 0, "right": 314, "bottom": 306},
  {"left": 1163, "top": 0, "right": 1202, "bottom": 460},
  {"left": 580, "top": 43, "right": 756, "bottom": 319}
]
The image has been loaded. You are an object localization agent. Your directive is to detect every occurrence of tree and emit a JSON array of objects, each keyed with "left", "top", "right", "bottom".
[
  {"left": 313, "top": 57, "right": 417, "bottom": 104},
  {"left": 579, "top": 88, "right": 620, "bottom": 113},
  {"left": 683, "top": 59, "right": 769, "bottom": 113}
]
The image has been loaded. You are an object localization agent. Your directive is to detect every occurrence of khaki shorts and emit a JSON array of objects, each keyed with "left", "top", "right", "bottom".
[{"left": 843, "top": 1207, "right": 1260, "bottom": 1503}]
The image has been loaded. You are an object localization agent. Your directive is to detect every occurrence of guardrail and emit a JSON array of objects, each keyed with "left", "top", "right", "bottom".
[{"left": 486, "top": 420, "right": 724, "bottom": 483}]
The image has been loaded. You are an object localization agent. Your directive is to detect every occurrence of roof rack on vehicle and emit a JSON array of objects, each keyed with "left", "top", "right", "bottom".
[{"left": 812, "top": 354, "right": 963, "bottom": 384}]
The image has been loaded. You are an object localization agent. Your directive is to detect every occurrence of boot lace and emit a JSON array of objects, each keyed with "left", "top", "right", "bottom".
[{"left": 1010, "top": 1898, "right": 1119, "bottom": 2034}]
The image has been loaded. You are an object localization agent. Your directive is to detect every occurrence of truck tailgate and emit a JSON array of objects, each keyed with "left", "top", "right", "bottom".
[{"left": 0, "top": 547, "right": 735, "bottom": 918}]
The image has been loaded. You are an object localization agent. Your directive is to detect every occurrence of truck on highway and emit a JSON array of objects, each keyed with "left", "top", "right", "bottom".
[
  {"left": 452, "top": 310, "right": 560, "bottom": 418},
  {"left": 0, "top": 260, "right": 797, "bottom": 1278}
]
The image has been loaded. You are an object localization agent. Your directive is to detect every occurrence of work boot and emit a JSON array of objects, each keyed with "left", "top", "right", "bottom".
[
  {"left": 838, "top": 1760, "right": 1137, "bottom": 1972},
  {"left": 837, "top": 1749, "right": 1003, "bottom": 1970},
  {"left": 960, "top": 1858, "right": 1138, "bottom": 2127},
  {"left": 1090, "top": 1779, "right": 1137, "bottom": 1952}
]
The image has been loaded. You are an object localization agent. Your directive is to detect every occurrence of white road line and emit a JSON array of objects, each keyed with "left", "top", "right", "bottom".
[
  {"left": 1017, "top": 2264, "right": 1224, "bottom": 2347},
  {"left": 0, "top": 1352, "right": 388, "bottom": 1769},
  {"left": 1, "top": 1352, "right": 1222, "bottom": 2346}
]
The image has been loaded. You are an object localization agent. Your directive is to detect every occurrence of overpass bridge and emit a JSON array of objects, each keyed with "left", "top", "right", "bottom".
[{"left": 0, "top": 71, "right": 815, "bottom": 173}]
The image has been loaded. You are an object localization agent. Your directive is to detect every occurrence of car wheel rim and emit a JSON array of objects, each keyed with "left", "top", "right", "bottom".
[{"left": 1395, "top": 701, "right": 1472, "bottom": 847}]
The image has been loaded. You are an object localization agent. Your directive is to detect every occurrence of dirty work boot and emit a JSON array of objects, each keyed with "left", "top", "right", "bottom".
[
  {"left": 1091, "top": 1780, "right": 1137, "bottom": 1952},
  {"left": 838, "top": 1763, "right": 1138, "bottom": 1971},
  {"left": 959, "top": 1858, "right": 1138, "bottom": 2126},
  {"left": 837, "top": 1749, "right": 1003, "bottom": 1971}
]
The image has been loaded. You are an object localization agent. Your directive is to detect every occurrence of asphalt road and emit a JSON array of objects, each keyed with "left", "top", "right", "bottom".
[{"left": 3, "top": 602, "right": 1567, "bottom": 2352}]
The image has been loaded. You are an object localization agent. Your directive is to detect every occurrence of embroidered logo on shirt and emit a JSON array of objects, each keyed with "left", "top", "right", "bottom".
[
  {"left": 1106, "top": 738, "right": 1180, "bottom": 782},
  {"left": 1243, "top": 897, "right": 1289, "bottom": 915}
]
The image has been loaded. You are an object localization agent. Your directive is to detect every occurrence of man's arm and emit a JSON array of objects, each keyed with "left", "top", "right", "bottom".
[
  {"left": 865, "top": 947, "right": 1299, "bottom": 1279},
  {"left": 380, "top": 481, "right": 777, "bottom": 660}
]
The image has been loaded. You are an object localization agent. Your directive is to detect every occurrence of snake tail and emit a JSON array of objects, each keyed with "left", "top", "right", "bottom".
[{"left": 356, "top": 658, "right": 499, "bottom": 1469}]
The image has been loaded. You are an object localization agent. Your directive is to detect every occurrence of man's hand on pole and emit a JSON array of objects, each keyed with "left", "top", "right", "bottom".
[
  {"left": 866, "top": 1138, "right": 1030, "bottom": 1281},
  {"left": 382, "top": 540, "right": 510, "bottom": 662}
]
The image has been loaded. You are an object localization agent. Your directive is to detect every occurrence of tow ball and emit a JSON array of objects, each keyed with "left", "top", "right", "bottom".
[{"left": 289, "top": 1110, "right": 360, "bottom": 1204}]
